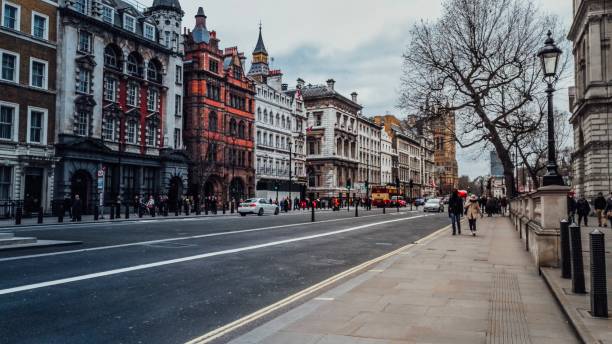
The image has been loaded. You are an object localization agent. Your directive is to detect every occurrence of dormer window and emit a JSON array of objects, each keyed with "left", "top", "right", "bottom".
[
  {"left": 101, "top": 5, "right": 114, "bottom": 24},
  {"left": 144, "top": 23, "right": 155, "bottom": 41},
  {"left": 123, "top": 14, "right": 135, "bottom": 33}
]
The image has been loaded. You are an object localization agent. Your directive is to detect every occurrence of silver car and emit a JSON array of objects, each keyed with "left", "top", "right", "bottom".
[
  {"left": 238, "top": 198, "right": 280, "bottom": 216},
  {"left": 423, "top": 198, "right": 444, "bottom": 213}
]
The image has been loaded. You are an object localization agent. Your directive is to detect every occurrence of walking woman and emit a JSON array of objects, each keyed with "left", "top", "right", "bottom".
[
  {"left": 448, "top": 190, "right": 463, "bottom": 235},
  {"left": 464, "top": 195, "right": 481, "bottom": 236}
]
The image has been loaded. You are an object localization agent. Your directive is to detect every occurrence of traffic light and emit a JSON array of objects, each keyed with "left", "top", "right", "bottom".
[
  {"left": 365, "top": 180, "right": 369, "bottom": 189},
  {"left": 395, "top": 177, "right": 400, "bottom": 189},
  {"left": 409, "top": 179, "right": 414, "bottom": 189},
  {"left": 346, "top": 178, "right": 352, "bottom": 189}
]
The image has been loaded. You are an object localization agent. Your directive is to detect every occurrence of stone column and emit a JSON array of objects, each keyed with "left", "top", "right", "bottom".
[{"left": 529, "top": 185, "right": 571, "bottom": 267}]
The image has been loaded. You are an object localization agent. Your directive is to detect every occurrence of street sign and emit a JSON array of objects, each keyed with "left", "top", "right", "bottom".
[
  {"left": 97, "top": 169, "right": 105, "bottom": 177},
  {"left": 97, "top": 178, "right": 104, "bottom": 190}
]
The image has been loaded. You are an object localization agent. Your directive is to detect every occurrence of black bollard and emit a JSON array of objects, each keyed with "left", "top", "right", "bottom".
[
  {"left": 37, "top": 207, "right": 44, "bottom": 224},
  {"left": 58, "top": 204, "right": 64, "bottom": 223},
  {"left": 311, "top": 202, "right": 315, "bottom": 222},
  {"left": 125, "top": 205, "right": 130, "bottom": 219},
  {"left": 569, "top": 223, "right": 586, "bottom": 294},
  {"left": 95, "top": 205, "right": 100, "bottom": 221},
  {"left": 15, "top": 206, "right": 22, "bottom": 225},
  {"left": 110, "top": 205, "right": 115, "bottom": 220},
  {"left": 115, "top": 204, "right": 121, "bottom": 219},
  {"left": 355, "top": 200, "right": 359, "bottom": 217},
  {"left": 231, "top": 201, "right": 234, "bottom": 214},
  {"left": 590, "top": 229, "right": 608, "bottom": 318},
  {"left": 383, "top": 203, "right": 386, "bottom": 214},
  {"left": 139, "top": 206, "right": 143, "bottom": 218},
  {"left": 175, "top": 202, "right": 179, "bottom": 216},
  {"left": 560, "top": 220, "right": 571, "bottom": 279},
  {"left": 223, "top": 202, "right": 226, "bottom": 215},
  {"left": 195, "top": 202, "right": 201, "bottom": 215},
  {"left": 205, "top": 203, "right": 209, "bottom": 215}
]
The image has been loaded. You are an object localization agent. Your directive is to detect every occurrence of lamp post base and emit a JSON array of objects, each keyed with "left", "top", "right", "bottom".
[{"left": 542, "top": 174, "right": 564, "bottom": 187}]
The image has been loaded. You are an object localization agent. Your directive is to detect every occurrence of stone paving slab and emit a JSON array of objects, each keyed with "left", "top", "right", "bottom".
[{"left": 229, "top": 217, "right": 578, "bottom": 344}]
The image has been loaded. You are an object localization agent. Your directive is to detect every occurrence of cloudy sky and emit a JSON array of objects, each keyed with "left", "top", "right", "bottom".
[{"left": 159, "top": 0, "right": 574, "bottom": 178}]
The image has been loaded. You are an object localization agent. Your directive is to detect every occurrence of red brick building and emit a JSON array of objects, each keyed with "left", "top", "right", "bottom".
[{"left": 183, "top": 7, "right": 256, "bottom": 204}]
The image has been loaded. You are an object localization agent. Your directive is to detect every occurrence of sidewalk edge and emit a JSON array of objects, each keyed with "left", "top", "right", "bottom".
[{"left": 540, "top": 267, "right": 598, "bottom": 344}]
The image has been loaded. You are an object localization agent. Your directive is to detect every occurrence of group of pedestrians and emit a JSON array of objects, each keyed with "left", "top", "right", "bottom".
[
  {"left": 447, "top": 191, "right": 509, "bottom": 237},
  {"left": 567, "top": 192, "right": 612, "bottom": 227}
]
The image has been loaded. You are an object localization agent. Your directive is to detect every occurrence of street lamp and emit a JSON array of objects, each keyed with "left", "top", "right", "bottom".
[
  {"left": 288, "top": 140, "right": 292, "bottom": 211},
  {"left": 537, "top": 30, "right": 564, "bottom": 186}
]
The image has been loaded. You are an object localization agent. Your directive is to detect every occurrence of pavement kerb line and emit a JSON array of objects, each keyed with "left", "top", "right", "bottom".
[
  {"left": 185, "top": 220, "right": 449, "bottom": 344},
  {"left": 0, "top": 215, "right": 429, "bottom": 296},
  {"left": 0, "top": 212, "right": 396, "bottom": 262}
]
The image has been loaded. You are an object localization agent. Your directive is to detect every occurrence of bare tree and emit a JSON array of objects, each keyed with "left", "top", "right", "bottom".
[{"left": 400, "top": 0, "right": 568, "bottom": 196}]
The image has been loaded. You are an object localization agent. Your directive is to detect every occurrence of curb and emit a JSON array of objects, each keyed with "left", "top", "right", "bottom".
[{"left": 540, "top": 267, "right": 599, "bottom": 344}]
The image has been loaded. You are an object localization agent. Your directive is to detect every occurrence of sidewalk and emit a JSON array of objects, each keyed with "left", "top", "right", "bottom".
[
  {"left": 228, "top": 217, "right": 578, "bottom": 344},
  {"left": 541, "top": 221, "right": 612, "bottom": 344}
]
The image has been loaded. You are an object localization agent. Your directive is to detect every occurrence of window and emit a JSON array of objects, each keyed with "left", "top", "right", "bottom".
[
  {"left": 174, "top": 94, "right": 181, "bottom": 116},
  {"left": 77, "top": 69, "right": 90, "bottom": 93},
  {"left": 207, "top": 83, "right": 220, "bottom": 101},
  {"left": 102, "top": 117, "right": 115, "bottom": 141},
  {"left": 164, "top": 31, "right": 170, "bottom": 47},
  {"left": 0, "top": 166, "right": 10, "bottom": 199},
  {"left": 127, "top": 83, "right": 138, "bottom": 106},
  {"left": 104, "top": 77, "right": 117, "bottom": 102},
  {"left": 27, "top": 107, "right": 46, "bottom": 144},
  {"left": 175, "top": 66, "right": 182, "bottom": 84},
  {"left": 147, "top": 89, "right": 158, "bottom": 112},
  {"left": 209, "top": 59, "right": 218, "bottom": 73},
  {"left": 126, "top": 121, "right": 137, "bottom": 143},
  {"left": 143, "top": 168, "right": 155, "bottom": 195},
  {"left": 101, "top": 5, "right": 113, "bottom": 24},
  {"left": 147, "top": 61, "right": 160, "bottom": 82},
  {"left": 104, "top": 46, "right": 118, "bottom": 68},
  {"left": 30, "top": 58, "right": 47, "bottom": 89},
  {"left": 73, "top": 0, "right": 89, "bottom": 14},
  {"left": 233, "top": 68, "right": 242, "bottom": 79},
  {"left": 147, "top": 122, "right": 157, "bottom": 146},
  {"left": 32, "top": 12, "right": 48, "bottom": 40},
  {"left": 78, "top": 31, "right": 92, "bottom": 53},
  {"left": 2, "top": 1, "right": 19, "bottom": 30},
  {"left": 75, "top": 111, "right": 88, "bottom": 136},
  {"left": 127, "top": 54, "right": 141, "bottom": 77},
  {"left": 1, "top": 50, "right": 18, "bottom": 82},
  {"left": 208, "top": 112, "right": 217, "bottom": 131},
  {"left": 144, "top": 23, "right": 155, "bottom": 41},
  {"left": 0, "top": 103, "right": 17, "bottom": 141},
  {"left": 174, "top": 128, "right": 181, "bottom": 148},
  {"left": 123, "top": 14, "right": 135, "bottom": 32}
]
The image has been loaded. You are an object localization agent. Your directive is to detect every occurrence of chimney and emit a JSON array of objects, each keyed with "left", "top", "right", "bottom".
[
  {"left": 281, "top": 83, "right": 288, "bottom": 91},
  {"left": 326, "top": 79, "right": 335, "bottom": 91},
  {"left": 296, "top": 78, "right": 305, "bottom": 89},
  {"left": 351, "top": 92, "right": 358, "bottom": 103}
]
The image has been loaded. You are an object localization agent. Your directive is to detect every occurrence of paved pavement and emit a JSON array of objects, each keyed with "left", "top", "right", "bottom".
[
  {"left": 0, "top": 208, "right": 444, "bottom": 344},
  {"left": 541, "top": 220, "right": 612, "bottom": 344},
  {"left": 228, "top": 216, "right": 579, "bottom": 344}
]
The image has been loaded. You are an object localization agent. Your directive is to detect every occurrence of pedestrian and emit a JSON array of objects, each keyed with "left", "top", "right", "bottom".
[
  {"left": 479, "top": 196, "right": 487, "bottom": 217},
  {"left": 500, "top": 197, "right": 508, "bottom": 216},
  {"left": 464, "top": 194, "right": 481, "bottom": 236},
  {"left": 64, "top": 196, "right": 72, "bottom": 219},
  {"left": 448, "top": 189, "right": 463, "bottom": 235},
  {"left": 72, "top": 194, "right": 82, "bottom": 222},
  {"left": 605, "top": 192, "right": 612, "bottom": 228},
  {"left": 593, "top": 192, "right": 607, "bottom": 227},
  {"left": 576, "top": 196, "right": 591, "bottom": 227},
  {"left": 486, "top": 197, "right": 495, "bottom": 217},
  {"left": 567, "top": 193, "right": 577, "bottom": 223},
  {"left": 146, "top": 195, "right": 155, "bottom": 216}
]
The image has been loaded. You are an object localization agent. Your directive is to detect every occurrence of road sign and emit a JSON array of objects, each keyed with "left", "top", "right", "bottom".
[
  {"left": 97, "top": 178, "right": 104, "bottom": 190},
  {"left": 97, "top": 169, "right": 105, "bottom": 177}
]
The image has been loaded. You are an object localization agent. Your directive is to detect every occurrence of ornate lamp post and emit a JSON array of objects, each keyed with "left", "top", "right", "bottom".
[{"left": 537, "top": 31, "right": 564, "bottom": 186}]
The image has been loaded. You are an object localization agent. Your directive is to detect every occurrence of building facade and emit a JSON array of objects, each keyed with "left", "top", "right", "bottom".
[
  {"left": 431, "top": 109, "right": 459, "bottom": 195},
  {"left": 249, "top": 27, "right": 307, "bottom": 201},
  {"left": 357, "top": 113, "right": 381, "bottom": 197},
  {"left": 183, "top": 7, "right": 256, "bottom": 204},
  {"left": 568, "top": 0, "right": 612, "bottom": 198},
  {"left": 54, "top": 0, "right": 189, "bottom": 213},
  {"left": 0, "top": 0, "right": 57, "bottom": 214},
  {"left": 380, "top": 128, "right": 395, "bottom": 185},
  {"left": 303, "top": 79, "right": 361, "bottom": 200}
]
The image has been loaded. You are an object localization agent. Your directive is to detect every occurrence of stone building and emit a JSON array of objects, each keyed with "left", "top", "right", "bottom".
[
  {"left": 303, "top": 79, "right": 361, "bottom": 200},
  {"left": 53, "top": 0, "right": 189, "bottom": 213},
  {"left": 356, "top": 113, "right": 382, "bottom": 197},
  {"left": 249, "top": 27, "right": 307, "bottom": 201},
  {"left": 431, "top": 109, "right": 458, "bottom": 195},
  {"left": 183, "top": 7, "right": 256, "bottom": 204},
  {"left": 568, "top": 0, "right": 612, "bottom": 198},
  {"left": 0, "top": 0, "right": 57, "bottom": 214},
  {"left": 380, "top": 128, "right": 395, "bottom": 185}
]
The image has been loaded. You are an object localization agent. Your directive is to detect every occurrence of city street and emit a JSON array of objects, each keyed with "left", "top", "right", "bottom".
[{"left": 0, "top": 209, "right": 449, "bottom": 344}]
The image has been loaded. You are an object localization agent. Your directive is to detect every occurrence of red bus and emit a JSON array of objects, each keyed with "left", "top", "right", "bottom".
[{"left": 371, "top": 186, "right": 400, "bottom": 207}]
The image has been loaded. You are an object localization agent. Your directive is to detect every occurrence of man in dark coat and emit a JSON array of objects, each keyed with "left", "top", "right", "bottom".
[
  {"left": 593, "top": 192, "right": 607, "bottom": 227},
  {"left": 448, "top": 190, "right": 463, "bottom": 235},
  {"left": 576, "top": 196, "right": 591, "bottom": 227},
  {"left": 71, "top": 194, "right": 82, "bottom": 222},
  {"left": 567, "top": 194, "right": 577, "bottom": 223}
]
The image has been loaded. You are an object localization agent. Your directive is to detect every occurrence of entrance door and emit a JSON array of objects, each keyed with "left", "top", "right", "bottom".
[
  {"left": 71, "top": 170, "right": 92, "bottom": 214},
  {"left": 168, "top": 177, "right": 183, "bottom": 211},
  {"left": 24, "top": 172, "right": 43, "bottom": 214}
]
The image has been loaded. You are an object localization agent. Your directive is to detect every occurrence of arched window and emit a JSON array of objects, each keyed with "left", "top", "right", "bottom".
[
  {"left": 276, "top": 114, "right": 280, "bottom": 127},
  {"left": 238, "top": 121, "right": 246, "bottom": 139},
  {"left": 104, "top": 46, "right": 119, "bottom": 68},
  {"left": 281, "top": 116, "right": 285, "bottom": 129},
  {"left": 127, "top": 53, "right": 143, "bottom": 77},
  {"left": 257, "top": 107, "right": 261, "bottom": 121},
  {"left": 229, "top": 118, "right": 237, "bottom": 136},
  {"left": 263, "top": 110, "right": 268, "bottom": 124},
  {"left": 208, "top": 112, "right": 217, "bottom": 131},
  {"left": 147, "top": 59, "right": 162, "bottom": 83}
]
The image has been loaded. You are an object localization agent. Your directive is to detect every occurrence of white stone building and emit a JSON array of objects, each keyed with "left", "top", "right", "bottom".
[
  {"left": 380, "top": 129, "right": 395, "bottom": 185},
  {"left": 357, "top": 114, "right": 382, "bottom": 197},
  {"left": 249, "top": 27, "right": 307, "bottom": 201},
  {"left": 568, "top": 0, "right": 612, "bottom": 198},
  {"left": 54, "top": 0, "right": 189, "bottom": 212}
]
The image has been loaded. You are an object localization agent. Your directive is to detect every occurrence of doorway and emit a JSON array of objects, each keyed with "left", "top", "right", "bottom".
[
  {"left": 24, "top": 170, "right": 43, "bottom": 214},
  {"left": 71, "top": 170, "right": 92, "bottom": 214}
]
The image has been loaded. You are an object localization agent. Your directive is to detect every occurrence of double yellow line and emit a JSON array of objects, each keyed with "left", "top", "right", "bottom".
[{"left": 186, "top": 223, "right": 452, "bottom": 344}]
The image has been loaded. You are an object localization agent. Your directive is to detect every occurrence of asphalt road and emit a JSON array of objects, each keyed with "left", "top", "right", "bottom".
[{"left": 0, "top": 208, "right": 450, "bottom": 344}]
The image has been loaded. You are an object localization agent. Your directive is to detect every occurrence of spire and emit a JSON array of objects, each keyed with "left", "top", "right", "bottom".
[
  {"left": 253, "top": 22, "right": 268, "bottom": 55},
  {"left": 192, "top": 7, "right": 210, "bottom": 44}
]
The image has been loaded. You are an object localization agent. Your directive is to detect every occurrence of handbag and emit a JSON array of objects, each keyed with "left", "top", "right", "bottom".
[{"left": 607, "top": 211, "right": 612, "bottom": 219}]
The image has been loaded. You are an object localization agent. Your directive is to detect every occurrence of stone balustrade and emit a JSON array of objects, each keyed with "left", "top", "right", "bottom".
[{"left": 509, "top": 185, "right": 571, "bottom": 267}]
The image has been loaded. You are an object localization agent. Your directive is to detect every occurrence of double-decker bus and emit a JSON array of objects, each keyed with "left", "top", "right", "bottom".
[{"left": 371, "top": 186, "right": 400, "bottom": 207}]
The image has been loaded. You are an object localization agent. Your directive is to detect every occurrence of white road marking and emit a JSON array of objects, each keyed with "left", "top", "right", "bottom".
[
  {"left": 0, "top": 214, "right": 391, "bottom": 262},
  {"left": 313, "top": 297, "right": 335, "bottom": 301},
  {"left": 368, "top": 269, "right": 384, "bottom": 272},
  {"left": 0, "top": 215, "right": 428, "bottom": 296}
]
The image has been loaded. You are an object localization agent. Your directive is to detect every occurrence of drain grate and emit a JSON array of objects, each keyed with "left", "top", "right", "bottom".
[{"left": 486, "top": 270, "right": 532, "bottom": 344}]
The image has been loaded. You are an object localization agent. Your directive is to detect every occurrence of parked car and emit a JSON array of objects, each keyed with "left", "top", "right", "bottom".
[
  {"left": 390, "top": 196, "right": 407, "bottom": 207},
  {"left": 423, "top": 198, "right": 444, "bottom": 212},
  {"left": 238, "top": 198, "right": 280, "bottom": 216},
  {"left": 414, "top": 198, "right": 426, "bottom": 206}
]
